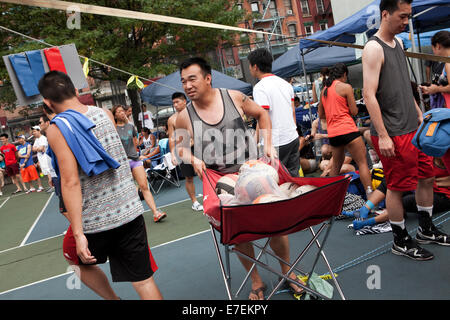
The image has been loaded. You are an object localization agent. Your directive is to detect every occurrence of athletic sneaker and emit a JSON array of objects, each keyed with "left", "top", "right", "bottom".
[
  {"left": 36, "top": 187, "right": 44, "bottom": 192},
  {"left": 26, "top": 188, "right": 36, "bottom": 194},
  {"left": 391, "top": 226, "right": 434, "bottom": 261},
  {"left": 416, "top": 225, "right": 450, "bottom": 246},
  {"left": 416, "top": 211, "right": 450, "bottom": 246},
  {"left": 192, "top": 201, "right": 203, "bottom": 212}
]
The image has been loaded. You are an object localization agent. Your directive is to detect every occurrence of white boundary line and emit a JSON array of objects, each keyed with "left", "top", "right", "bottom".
[
  {"left": 0, "top": 228, "right": 210, "bottom": 296},
  {"left": 20, "top": 193, "right": 54, "bottom": 247},
  {"left": 0, "top": 194, "right": 204, "bottom": 255},
  {"left": 0, "top": 196, "right": 10, "bottom": 210}
]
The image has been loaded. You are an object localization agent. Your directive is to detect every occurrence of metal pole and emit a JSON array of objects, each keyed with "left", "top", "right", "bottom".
[{"left": 408, "top": 18, "right": 422, "bottom": 85}]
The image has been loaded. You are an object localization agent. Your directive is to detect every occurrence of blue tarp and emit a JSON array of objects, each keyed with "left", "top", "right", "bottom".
[
  {"left": 300, "top": 0, "right": 450, "bottom": 51},
  {"left": 141, "top": 70, "right": 253, "bottom": 106},
  {"left": 272, "top": 45, "right": 359, "bottom": 79}
]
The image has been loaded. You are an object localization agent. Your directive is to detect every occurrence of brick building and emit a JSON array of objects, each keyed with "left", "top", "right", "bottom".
[{"left": 296, "top": 0, "right": 334, "bottom": 37}]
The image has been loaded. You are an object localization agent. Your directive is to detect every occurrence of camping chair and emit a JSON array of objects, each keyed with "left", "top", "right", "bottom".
[
  {"left": 202, "top": 158, "right": 350, "bottom": 300},
  {"left": 145, "top": 138, "right": 180, "bottom": 194}
]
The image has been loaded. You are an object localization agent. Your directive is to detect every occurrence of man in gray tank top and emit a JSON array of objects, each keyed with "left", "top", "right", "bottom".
[
  {"left": 175, "top": 57, "right": 305, "bottom": 300},
  {"left": 363, "top": 0, "right": 449, "bottom": 261}
]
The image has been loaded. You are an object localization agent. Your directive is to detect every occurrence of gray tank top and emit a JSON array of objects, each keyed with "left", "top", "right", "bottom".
[
  {"left": 186, "top": 88, "right": 257, "bottom": 173},
  {"left": 369, "top": 36, "right": 418, "bottom": 137}
]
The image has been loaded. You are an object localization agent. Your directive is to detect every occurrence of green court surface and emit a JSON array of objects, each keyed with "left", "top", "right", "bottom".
[{"left": 0, "top": 179, "right": 209, "bottom": 294}]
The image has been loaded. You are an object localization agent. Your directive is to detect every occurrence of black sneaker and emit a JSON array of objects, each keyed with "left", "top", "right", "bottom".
[
  {"left": 416, "top": 225, "right": 450, "bottom": 246},
  {"left": 391, "top": 225, "right": 434, "bottom": 261}
]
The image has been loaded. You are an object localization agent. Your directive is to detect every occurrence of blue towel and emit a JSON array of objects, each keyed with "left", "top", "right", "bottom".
[
  {"left": 26, "top": 50, "right": 46, "bottom": 87},
  {"left": 50, "top": 109, "right": 120, "bottom": 176},
  {"left": 9, "top": 53, "right": 40, "bottom": 97}
]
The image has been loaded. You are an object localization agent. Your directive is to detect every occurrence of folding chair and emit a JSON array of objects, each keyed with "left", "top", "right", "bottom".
[
  {"left": 145, "top": 138, "right": 180, "bottom": 194},
  {"left": 202, "top": 159, "right": 350, "bottom": 300}
]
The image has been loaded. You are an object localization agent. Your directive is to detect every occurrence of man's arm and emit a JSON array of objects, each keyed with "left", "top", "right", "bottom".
[
  {"left": 174, "top": 108, "right": 205, "bottom": 177},
  {"left": 362, "top": 41, "right": 395, "bottom": 158},
  {"left": 344, "top": 84, "right": 358, "bottom": 116},
  {"left": 230, "top": 91, "right": 275, "bottom": 159},
  {"left": 47, "top": 124, "right": 96, "bottom": 264}
]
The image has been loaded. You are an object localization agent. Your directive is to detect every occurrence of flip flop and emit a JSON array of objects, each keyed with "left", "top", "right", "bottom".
[
  {"left": 249, "top": 283, "right": 266, "bottom": 300},
  {"left": 153, "top": 210, "right": 167, "bottom": 223},
  {"left": 280, "top": 276, "right": 306, "bottom": 295},
  {"left": 12, "top": 189, "right": 22, "bottom": 194}
]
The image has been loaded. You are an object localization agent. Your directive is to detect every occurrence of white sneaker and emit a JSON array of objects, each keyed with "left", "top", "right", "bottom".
[
  {"left": 26, "top": 188, "right": 36, "bottom": 194},
  {"left": 192, "top": 201, "right": 203, "bottom": 211},
  {"left": 37, "top": 187, "right": 44, "bottom": 192},
  {"left": 372, "top": 162, "right": 383, "bottom": 169}
]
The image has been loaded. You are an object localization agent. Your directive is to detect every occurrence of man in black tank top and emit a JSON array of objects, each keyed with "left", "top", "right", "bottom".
[
  {"left": 363, "top": 0, "right": 450, "bottom": 261},
  {"left": 175, "top": 57, "right": 305, "bottom": 299}
]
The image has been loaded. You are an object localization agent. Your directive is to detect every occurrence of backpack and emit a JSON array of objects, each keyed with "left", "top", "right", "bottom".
[
  {"left": 371, "top": 168, "right": 384, "bottom": 191},
  {"left": 412, "top": 108, "right": 450, "bottom": 157}
]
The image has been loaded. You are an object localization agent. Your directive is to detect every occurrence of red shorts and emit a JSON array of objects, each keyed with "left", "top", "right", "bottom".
[
  {"left": 21, "top": 165, "right": 39, "bottom": 183},
  {"left": 371, "top": 131, "right": 434, "bottom": 192},
  {"left": 443, "top": 149, "right": 450, "bottom": 174},
  {"left": 63, "top": 220, "right": 158, "bottom": 280}
]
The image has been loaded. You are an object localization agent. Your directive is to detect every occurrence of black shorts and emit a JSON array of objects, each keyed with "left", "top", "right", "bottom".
[
  {"left": 329, "top": 131, "right": 361, "bottom": 147},
  {"left": 277, "top": 138, "right": 300, "bottom": 177},
  {"left": 180, "top": 163, "right": 195, "bottom": 178},
  {"left": 80, "top": 215, "right": 155, "bottom": 282}
]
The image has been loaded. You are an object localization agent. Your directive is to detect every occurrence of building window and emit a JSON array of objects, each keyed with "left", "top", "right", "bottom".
[
  {"left": 269, "top": 0, "right": 277, "bottom": 17},
  {"left": 316, "top": 0, "right": 325, "bottom": 14},
  {"left": 284, "top": 0, "right": 293, "bottom": 12},
  {"left": 251, "top": 2, "right": 259, "bottom": 13},
  {"left": 300, "top": 0, "right": 310, "bottom": 16},
  {"left": 288, "top": 24, "right": 297, "bottom": 39},
  {"left": 225, "top": 48, "right": 235, "bottom": 65},
  {"left": 256, "top": 29, "right": 265, "bottom": 42},
  {"left": 304, "top": 24, "right": 313, "bottom": 36},
  {"left": 319, "top": 22, "right": 328, "bottom": 31}
]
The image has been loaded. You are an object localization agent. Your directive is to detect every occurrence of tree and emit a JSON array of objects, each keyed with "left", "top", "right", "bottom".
[{"left": 0, "top": 0, "right": 245, "bottom": 114}]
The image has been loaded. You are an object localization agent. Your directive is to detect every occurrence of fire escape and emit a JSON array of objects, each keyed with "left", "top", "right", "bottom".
[{"left": 251, "top": 0, "right": 290, "bottom": 55}]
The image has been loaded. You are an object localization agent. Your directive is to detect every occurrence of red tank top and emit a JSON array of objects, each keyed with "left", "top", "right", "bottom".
[{"left": 321, "top": 80, "right": 357, "bottom": 138}]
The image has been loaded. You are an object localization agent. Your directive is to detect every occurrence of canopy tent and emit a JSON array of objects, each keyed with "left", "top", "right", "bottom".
[
  {"left": 272, "top": 45, "right": 359, "bottom": 79},
  {"left": 398, "top": 28, "right": 450, "bottom": 49},
  {"left": 299, "top": 0, "right": 450, "bottom": 51},
  {"left": 140, "top": 70, "right": 253, "bottom": 107}
]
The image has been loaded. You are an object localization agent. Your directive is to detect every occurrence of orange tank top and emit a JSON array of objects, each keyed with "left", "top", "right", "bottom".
[{"left": 321, "top": 80, "right": 358, "bottom": 138}]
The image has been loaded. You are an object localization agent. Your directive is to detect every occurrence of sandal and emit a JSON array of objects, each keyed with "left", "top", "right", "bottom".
[
  {"left": 249, "top": 283, "right": 266, "bottom": 300},
  {"left": 280, "top": 275, "right": 306, "bottom": 295},
  {"left": 153, "top": 210, "right": 167, "bottom": 223},
  {"left": 12, "top": 189, "right": 22, "bottom": 194}
]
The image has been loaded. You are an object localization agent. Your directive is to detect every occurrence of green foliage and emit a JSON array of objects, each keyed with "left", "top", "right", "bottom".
[{"left": 0, "top": 0, "right": 245, "bottom": 107}]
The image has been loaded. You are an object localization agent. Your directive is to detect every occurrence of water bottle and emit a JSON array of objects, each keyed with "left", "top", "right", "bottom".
[{"left": 314, "top": 139, "right": 322, "bottom": 162}]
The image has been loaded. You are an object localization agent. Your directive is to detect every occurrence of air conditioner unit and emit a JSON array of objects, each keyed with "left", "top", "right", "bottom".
[{"left": 286, "top": 10, "right": 293, "bottom": 15}]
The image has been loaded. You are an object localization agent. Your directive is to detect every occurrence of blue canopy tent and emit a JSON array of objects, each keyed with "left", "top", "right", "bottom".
[
  {"left": 299, "top": 0, "right": 450, "bottom": 51},
  {"left": 398, "top": 28, "right": 450, "bottom": 49},
  {"left": 141, "top": 70, "right": 253, "bottom": 107},
  {"left": 272, "top": 45, "right": 359, "bottom": 79}
]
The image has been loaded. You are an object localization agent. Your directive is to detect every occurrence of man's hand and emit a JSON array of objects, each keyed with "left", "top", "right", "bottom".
[
  {"left": 75, "top": 234, "right": 96, "bottom": 264},
  {"left": 191, "top": 156, "right": 206, "bottom": 179},
  {"left": 378, "top": 135, "right": 395, "bottom": 158},
  {"left": 263, "top": 144, "right": 278, "bottom": 163},
  {"left": 419, "top": 84, "right": 439, "bottom": 95}
]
